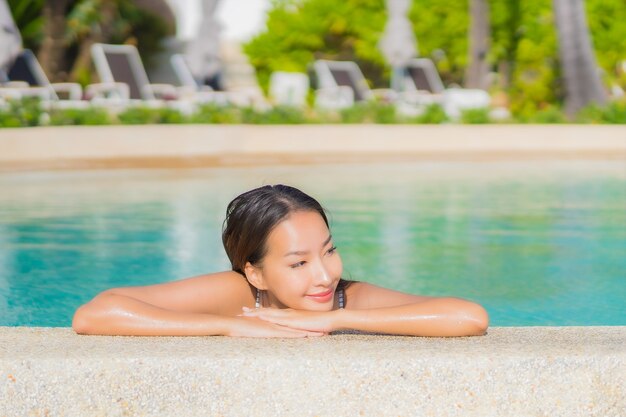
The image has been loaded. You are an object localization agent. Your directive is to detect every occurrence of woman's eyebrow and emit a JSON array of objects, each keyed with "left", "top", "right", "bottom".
[{"left": 283, "top": 235, "right": 332, "bottom": 257}]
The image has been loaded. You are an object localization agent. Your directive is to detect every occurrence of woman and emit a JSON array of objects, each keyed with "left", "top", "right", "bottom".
[{"left": 73, "top": 184, "right": 489, "bottom": 337}]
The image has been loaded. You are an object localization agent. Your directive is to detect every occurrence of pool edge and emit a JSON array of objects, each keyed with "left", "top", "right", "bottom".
[
  {"left": 1, "top": 124, "right": 625, "bottom": 172},
  {"left": 1, "top": 326, "right": 624, "bottom": 416}
]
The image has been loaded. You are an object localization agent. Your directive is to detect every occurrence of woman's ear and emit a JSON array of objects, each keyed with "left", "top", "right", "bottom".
[{"left": 244, "top": 262, "right": 267, "bottom": 290}]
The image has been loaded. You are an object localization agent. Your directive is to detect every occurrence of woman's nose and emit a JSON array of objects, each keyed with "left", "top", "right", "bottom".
[{"left": 313, "top": 261, "right": 332, "bottom": 285}]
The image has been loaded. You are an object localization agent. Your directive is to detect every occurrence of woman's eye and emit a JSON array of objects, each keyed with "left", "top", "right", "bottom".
[
  {"left": 290, "top": 261, "right": 306, "bottom": 269},
  {"left": 327, "top": 246, "right": 337, "bottom": 255}
]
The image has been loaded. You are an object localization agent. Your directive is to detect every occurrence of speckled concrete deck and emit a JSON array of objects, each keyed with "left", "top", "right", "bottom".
[{"left": 1, "top": 326, "right": 624, "bottom": 416}]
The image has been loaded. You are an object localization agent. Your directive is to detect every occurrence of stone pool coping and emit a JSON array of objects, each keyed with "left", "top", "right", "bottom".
[
  {"left": 1, "top": 326, "right": 624, "bottom": 416},
  {"left": 0, "top": 124, "right": 625, "bottom": 171}
]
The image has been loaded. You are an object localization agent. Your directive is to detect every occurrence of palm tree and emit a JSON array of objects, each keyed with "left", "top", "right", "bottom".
[
  {"left": 465, "top": 0, "right": 490, "bottom": 89},
  {"left": 66, "top": 0, "right": 118, "bottom": 82},
  {"left": 553, "top": 0, "right": 606, "bottom": 116},
  {"left": 38, "top": 0, "right": 71, "bottom": 81}
]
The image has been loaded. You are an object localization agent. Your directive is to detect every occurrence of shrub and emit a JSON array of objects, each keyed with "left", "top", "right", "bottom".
[
  {"left": 0, "top": 97, "right": 44, "bottom": 127},
  {"left": 338, "top": 101, "right": 396, "bottom": 124},
  {"left": 309, "top": 109, "right": 341, "bottom": 124},
  {"left": 460, "top": 107, "right": 491, "bottom": 124},
  {"left": 117, "top": 106, "right": 187, "bottom": 124},
  {"left": 339, "top": 103, "right": 370, "bottom": 123},
  {"left": 519, "top": 105, "right": 567, "bottom": 123},
  {"left": 189, "top": 104, "right": 242, "bottom": 124},
  {"left": 410, "top": 104, "right": 449, "bottom": 124},
  {"left": 575, "top": 100, "right": 626, "bottom": 124},
  {"left": 49, "top": 107, "right": 111, "bottom": 126},
  {"left": 241, "top": 106, "right": 307, "bottom": 124},
  {"left": 371, "top": 103, "right": 396, "bottom": 124}
]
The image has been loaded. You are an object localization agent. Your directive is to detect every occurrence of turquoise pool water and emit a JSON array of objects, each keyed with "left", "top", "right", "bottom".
[{"left": 0, "top": 160, "right": 624, "bottom": 327}]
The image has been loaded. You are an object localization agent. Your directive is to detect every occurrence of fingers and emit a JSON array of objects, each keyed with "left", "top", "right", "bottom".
[
  {"left": 240, "top": 308, "right": 285, "bottom": 322},
  {"left": 233, "top": 315, "right": 324, "bottom": 338},
  {"left": 238, "top": 308, "right": 330, "bottom": 333},
  {"left": 241, "top": 311, "right": 292, "bottom": 327}
]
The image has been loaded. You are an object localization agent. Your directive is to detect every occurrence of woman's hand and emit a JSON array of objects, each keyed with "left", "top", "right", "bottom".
[
  {"left": 227, "top": 316, "right": 326, "bottom": 338},
  {"left": 239, "top": 307, "right": 340, "bottom": 333}
]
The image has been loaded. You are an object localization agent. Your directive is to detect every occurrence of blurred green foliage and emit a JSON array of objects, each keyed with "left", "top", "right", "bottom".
[
  {"left": 339, "top": 102, "right": 396, "bottom": 123},
  {"left": 460, "top": 108, "right": 491, "bottom": 124},
  {"left": 0, "top": 97, "right": 44, "bottom": 127},
  {"left": 49, "top": 107, "right": 112, "bottom": 125},
  {"left": 7, "top": 0, "right": 624, "bottom": 121},
  {"left": 245, "top": 0, "right": 626, "bottom": 119},
  {"left": 8, "top": 0, "right": 169, "bottom": 83},
  {"left": 486, "top": 1, "right": 559, "bottom": 118},
  {"left": 586, "top": 1, "right": 626, "bottom": 91},
  {"left": 517, "top": 105, "right": 567, "bottom": 124},
  {"left": 190, "top": 104, "right": 242, "bottom": 124},
  {"left": 409, "top": 0, "right": 469, "bottom": 85},
  {"left": 241, "top": 106, "right": 308, "bottom": 124},
  {"left": 576, "top": 101, "right": 626, "bottom": 124},
  {"left": 189, "top": 104, "right": 241, "bottom": 124},
  {"left": 7, "top": 0, "right": 44, "bottom": 49},
  {"left": 411, "top": 104, "right": 449, "bottom": 124},
  {"left": 244, "top": 0, "right": 388, "bottom": 92},
  {"left": 110, "top": 1, "right": 170, "bottom": 68},
  {"left": 2, "top": 97, "right": 625, "bottom": 128},
  {"left": 117, "top": 107, "right": 187, "bottom": 125}
]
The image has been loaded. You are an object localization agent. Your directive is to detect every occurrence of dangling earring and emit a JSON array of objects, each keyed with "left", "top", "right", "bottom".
[{"left": 255, "top": 288, "right": 261, "bottom": 308}]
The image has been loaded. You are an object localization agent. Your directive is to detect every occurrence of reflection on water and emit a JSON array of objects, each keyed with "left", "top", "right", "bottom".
[{"left": 0, "top": 161, "right": 625, "bottom": 326}]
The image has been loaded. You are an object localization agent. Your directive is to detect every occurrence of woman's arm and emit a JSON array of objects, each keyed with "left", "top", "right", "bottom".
[
  {"left": 338, "top": 282, "right": 489, "bottom": 336},
  {"left": 242, "top": 282, "right": 489, "bottom": 337},
  {"left": 72, "top": 271, "right": 323, "bottom": 337},
  {"left": 73, "top": 292, "right": 230, "bottom": 336},
  {"left": 73, "top": 293, "right": 323, "bottom": 337},
  {"left": 332, "top": 297, "right": 488, "bottom": 336}
]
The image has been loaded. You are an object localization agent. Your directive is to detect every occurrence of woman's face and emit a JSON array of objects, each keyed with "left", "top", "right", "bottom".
[{"left": 251, "top": 210, "right": 343, "bottom": 311}]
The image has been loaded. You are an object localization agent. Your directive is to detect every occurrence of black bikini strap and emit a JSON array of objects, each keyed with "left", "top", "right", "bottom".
[{"left": 338, "top": 287, "right": 345, "bottom": 309}]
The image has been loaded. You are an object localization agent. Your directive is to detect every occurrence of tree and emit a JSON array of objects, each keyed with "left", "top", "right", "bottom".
[
  {"left": 8, "top": 0, "right": 170, "bottom": 85},
  {"left": 244, "top": 0, "right": 387, "bottom": 92},
  {"left": 490, "top": 0, "right": 559, "bottom": 117},
  {"left": 553, "top": 0, "right": 607, "bottom": 116},
  {"left": 488, "top": 0, "right": 520, "bottom": 90},
  {"left": 66, "top": 0, "right": 118, "bottom": 83},
  {"left": 465, "top": 0, "right": 490, "bottom": 89},
  {"left": 38, "top": 0, "right": 71, "bottom": 81},
  {"left": 7, "top": 0, "right": 44, "bottom": 51},
  {"left": 408, "top": 0, "right": 469, "bottom": 85}
]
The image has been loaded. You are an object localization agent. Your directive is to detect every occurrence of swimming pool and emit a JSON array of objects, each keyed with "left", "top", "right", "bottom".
[{"left": 0, "top": 160, "right": 624, "bottom": 327}]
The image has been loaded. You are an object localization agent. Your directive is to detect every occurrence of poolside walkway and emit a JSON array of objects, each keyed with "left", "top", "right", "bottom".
[
  {"left": 0, "top": 125, "right": 625, "bottom": 171},
  {"left": 1, "top": 326, "right": 624, "bottom": 416}
]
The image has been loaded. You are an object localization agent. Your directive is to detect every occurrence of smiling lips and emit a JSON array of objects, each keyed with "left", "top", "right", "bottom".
[{"left": 306, "top": 288, "right": 334, "bottom": 303}]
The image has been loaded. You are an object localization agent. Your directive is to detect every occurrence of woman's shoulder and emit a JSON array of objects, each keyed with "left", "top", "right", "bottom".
[
  {"left": 194, "top": 270, "right": 251, "bottom": 286},
  {"left": 344, "top": 281, "right": 435, "bottom": 309},
  {"left": 101, "top": 270, "right": 254, "bottom": 315},
  {"left": 185, "top": 271, "right": 256, "bottom": 312},
  {"left": 150, "top": 270, "right": 251, "bottom": 294}
]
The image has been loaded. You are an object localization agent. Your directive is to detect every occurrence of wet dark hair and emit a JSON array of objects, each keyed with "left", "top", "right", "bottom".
[{"left": 222, "top": 184, "right": 330, "bottom": 275}]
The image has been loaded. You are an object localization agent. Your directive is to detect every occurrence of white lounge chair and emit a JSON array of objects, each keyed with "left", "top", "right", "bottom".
[
  {"left": 171, "top": 53, "right": 269, "bottom": 109},
  {"left": 312, "top": 60, "right": 374, "bottom": 110},
  {"left": 90, "top": 43, "right": 187, "bottom": 111},
  {"left": 0, "top": 49, "right": 87, "bottom": 108},
  {"left": 311, "top": 59, "right": 435, "bottom": 116},
  {"left": 404, "top": 58, "right": 491, "bottom": 119},
  {"left": 170, "top": 53, "right": 228, "bottom": 105}
]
